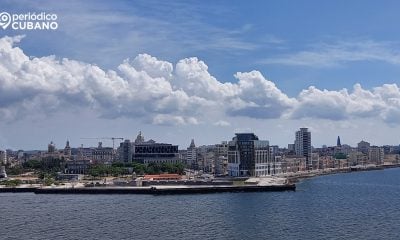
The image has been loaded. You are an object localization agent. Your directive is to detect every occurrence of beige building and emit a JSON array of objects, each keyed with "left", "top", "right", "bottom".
[
  {"left": 368, "top": 146, "right": 384, "bottom": 165},
  {"left": 280, "top": 155, "right": 307, "bottom": 173}
]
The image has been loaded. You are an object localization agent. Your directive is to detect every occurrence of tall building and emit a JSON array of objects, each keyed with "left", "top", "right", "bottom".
[
  {"left": 118, "top": 139, "right": 133, "bottom": 163},
  {"left": 227, "top": 133, "right": 272, "bottom": 177},
  {"left": 295, "top": 128, "right": 312, "bottom": 169},
  {"left": 214, "top": 141, "right": 228, "bottom": 175},
  {"left": 186, "top": 139, "right": 197, "bottom": 169},
  {"left": 357, "top": 140, "right": 370, "bottom": 154},
  {"left": 0, "top": 150, "right": 6, "bottom": 165},
  {"left": 337, "top": 136, "right": 341, "bottom": 147}
]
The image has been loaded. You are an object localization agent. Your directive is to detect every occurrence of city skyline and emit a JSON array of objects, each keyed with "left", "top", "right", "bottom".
[
  {"left": 2, "top": 130, "right": 396, "bottom": 152},
  {"left": 2, "top": 1, "right": 400, "bottom": 149}
]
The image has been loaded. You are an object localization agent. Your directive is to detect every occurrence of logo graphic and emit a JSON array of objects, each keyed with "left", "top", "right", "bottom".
[
  {"left": 0, "top": 12, "right": 11, "bottom": 29},
  {"left": 0, "top": 11, "right": 58, "bottom": 30}
]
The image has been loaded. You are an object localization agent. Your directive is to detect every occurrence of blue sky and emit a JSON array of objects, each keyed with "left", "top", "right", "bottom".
[{"left": 1, "top": 0, "right": 400, "bottom": 150}]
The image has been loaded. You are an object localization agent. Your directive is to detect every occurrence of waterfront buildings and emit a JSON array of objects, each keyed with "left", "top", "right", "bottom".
[
  {"left": 133, "top": 141, "right": 180, "bottom": 164},
  {"left": 5, "top": 126, "right": 400, "bottom": 178},
  {"left": 65, "top": 159, "right": 90, "bottom": 174},
  {"left": 368, "top": 146, "right": 384, "bottom": 165},
  {"left": 295, "top": 128, "right": 312, "bottom": 169},
  {"left": 280, "top": 155, "right": 307, "bottom": 173},
  {"left": 228, "top": 133, "right": 258, "bottom": 177},
  {"left": 118, "top": 139, "right": 133, "bottom": 163},
  {"left": 349, "top": 151, "right": 367, "bottom": 166},
  {"left": 227, "top": 133, "right": 277, "bottom": 177},
  {"left": 118, "top": 132, "right": 181, "bottom": 164},
  {"left": 93, "top": 142, "right": 114, "bottom": 164},
  {"left": 197, "top": 145, "right": 215, "bottom": 173},
  {"left": 214, "top": 141, "right": 228, "bottom": 175}
]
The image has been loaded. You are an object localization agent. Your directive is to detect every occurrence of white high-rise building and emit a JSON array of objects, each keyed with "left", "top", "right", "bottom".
[
  {"left": 186, "top": 139, "right": 197, "bottom": 169},
  {"left": 295, "top": 128, "right": 312, "bottom": 169}
]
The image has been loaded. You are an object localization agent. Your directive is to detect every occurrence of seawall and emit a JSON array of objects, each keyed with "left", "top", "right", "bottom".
[{"left": 33, "top": 184, "right": 296, "bottom": 195}]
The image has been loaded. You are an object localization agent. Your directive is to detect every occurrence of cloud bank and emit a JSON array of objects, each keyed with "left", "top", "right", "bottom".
[{"left": 1, "top": 35, "right": 400, "bottom": 126}]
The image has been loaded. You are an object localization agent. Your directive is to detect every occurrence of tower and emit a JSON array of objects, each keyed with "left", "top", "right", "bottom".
[
  {"left": 48, "top": 141, "right": 56, "bottom": 153},
  {"left": 186, "top": 139, "right": 197, "bottom": 169},
  {"left": 337, "top": 136, "right": 341, "bottom": 147},
  {"left": 295, "top": 128, "right": 312, "bottom": 170},
  {"left": 64, "top": 140, "right": 72, "bottom": 157}
]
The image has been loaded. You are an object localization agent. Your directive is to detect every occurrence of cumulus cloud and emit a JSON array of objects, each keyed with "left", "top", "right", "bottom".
[
  {"left": 291, "top": 83, "right": 400, "bottom": 124},
  {"left": 228, "top": 71, "right": 296, "bottom": 118},
  {"left": 2, "top": 35, "right": 400, "bottom": 126}
]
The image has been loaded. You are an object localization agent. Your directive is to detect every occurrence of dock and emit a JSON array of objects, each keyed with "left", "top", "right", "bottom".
[{"left": 33, "top": 184, "right": 296, "bottom": 195}]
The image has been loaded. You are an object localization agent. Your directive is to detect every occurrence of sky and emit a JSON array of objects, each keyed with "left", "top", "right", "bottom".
[{"left": 1, "top": 0, "right": 400, "bottom": 150}]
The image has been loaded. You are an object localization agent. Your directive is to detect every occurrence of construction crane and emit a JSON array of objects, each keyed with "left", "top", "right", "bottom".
[{"left": 80, "top": 137, "right": 124, "bottom": 149}]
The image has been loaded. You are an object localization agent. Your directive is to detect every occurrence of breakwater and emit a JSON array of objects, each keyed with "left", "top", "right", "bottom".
[
  {"left": 33, "top": 184, "right": 296, "bottom": 195},
  {"left": 0, "top": 184, "right": 295, "bottom": 194}
]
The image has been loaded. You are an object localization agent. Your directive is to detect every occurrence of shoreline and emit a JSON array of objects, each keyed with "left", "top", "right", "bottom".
[
  {"left": 1, "top": 164, "right": 399, "bottom": 195},
  {"left": 0, "top": 184, "right": 296, "bottom": 194},
  {"left": 284, "top": 163, "right": 400, "bottom": 183}
]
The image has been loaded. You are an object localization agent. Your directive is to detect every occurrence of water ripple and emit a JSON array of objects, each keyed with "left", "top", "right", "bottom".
[{"left": 2, "top": 168, "right": 400, "bottom": 239}]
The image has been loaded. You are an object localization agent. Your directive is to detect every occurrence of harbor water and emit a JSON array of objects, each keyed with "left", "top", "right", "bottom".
[{"left": 2, "top": 168, "right": 400, "bottom": 240}]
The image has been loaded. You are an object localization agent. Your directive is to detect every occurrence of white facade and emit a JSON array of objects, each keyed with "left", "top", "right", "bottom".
[
  {"left": 255, "top": 148, "right": 270, "bottom": 177},
  {"left": 295, "top": 128, "right": 312, "bottom": 169},
  {"left": 186, "top": 139, "right": 197, "bottom": 168},
  {"left": 228, "top": 139, "right": 282, "bottom": 177}
]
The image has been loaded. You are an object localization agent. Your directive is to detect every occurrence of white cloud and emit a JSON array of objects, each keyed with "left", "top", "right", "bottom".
[
  {"left": 2, "top": 35, "right": 400, "bottom": 128},
  {"left": 228, "top": 71, "right": 296, "bottom": 118},
  {"left": 291, "top": 83, "right": 400, "bottom": 124},
  {"left": 213, "top": 120, "right": 231, "bottom": 127},
  {"left": 152, "top": 114, "right": 199, "bottom": 126},
  {"left": 261, "top": 40, "right": 400, "bottom": 68}
]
